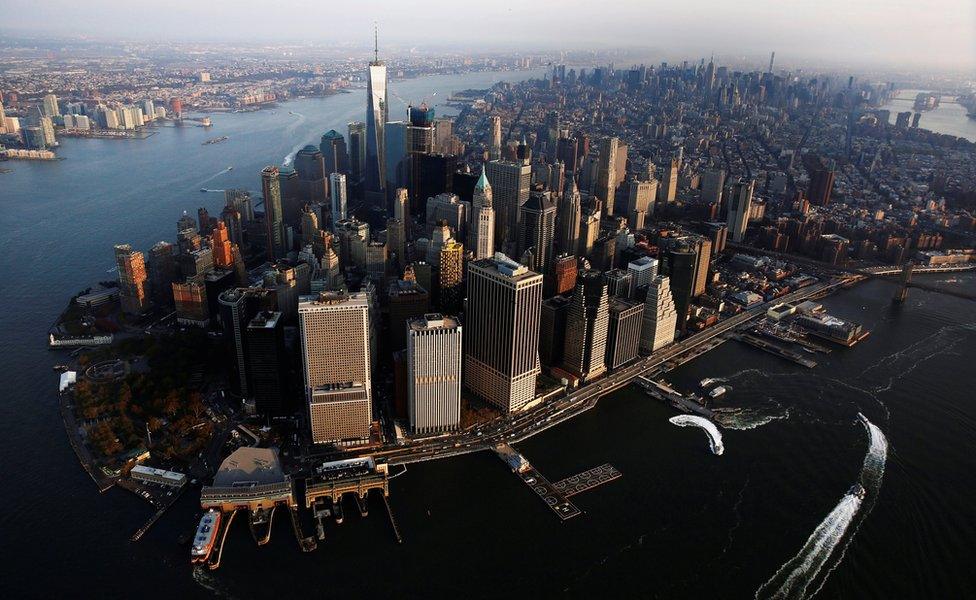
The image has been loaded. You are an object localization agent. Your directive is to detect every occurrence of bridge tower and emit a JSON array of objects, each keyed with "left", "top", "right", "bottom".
[{"left": 894, "top": 262, "right": 913, "bottom": 303}]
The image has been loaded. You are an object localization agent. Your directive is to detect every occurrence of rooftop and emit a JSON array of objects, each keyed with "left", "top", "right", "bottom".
[{"left": 212, "top": 447, "right": 285, "bottom": 487}]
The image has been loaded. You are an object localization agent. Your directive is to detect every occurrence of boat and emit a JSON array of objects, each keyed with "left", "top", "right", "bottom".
[
  {"left": 700, "top": 378, "right": 719, "bottom": 387},
  {"left": 226, "top": 166, "right": 233, "bottom": 171},
  {"left": 190, "top": 509, "right": 222, "bottom": 564},
  {"left": 53, "top": 364, "right": 69, "bottom": 372},
  {"left": 849, "top": 484, "right": 866, "bottom": 500},
  {"left": 199, "top": 188, "right": 208, "bottom": 192},
  {"left": 201, "top": 136, "right": 228, "bottom": 145},
  {"left": 709, "top": 386, "right": 728, "bottom": 399},
  {"left": 334, "top": 498, "right": 344, "bottom": 524}
]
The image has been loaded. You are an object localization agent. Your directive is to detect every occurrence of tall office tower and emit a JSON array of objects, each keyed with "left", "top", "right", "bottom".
[
  {"left": 277, "top": 166, "right": 301, "bottom": 230},
  {"left": 627, "top": 178, "right": 657, "bottom": 230},
  {"left": 220, "top": 205, "right": 243, "bottom": 247},
  {"left": 556, "top": 136, "right": 579, "bottom": 174},
  {"left": 604, "top": 269, "right": 634, "bottom": 299},
  {"left": 364, "top": 31, "right": 389, "bottom": 209},
  {"left": 544, "top": 110, "right": 560, "bottom": 160},
  {"left": 594, "top": 137, "right": 619, "bottom": 216},
  {"left": 432, "top": 117, "right": 455, "bottom": 154},
  {"left": 247, "top": 311, "right": 288, "bottom": 415},
  {"left": 489, "top": 116, "right": 502, "bottom": 161},
  {"left": 334, "top": 217, "right": 369, "bottom": 268},
  {"left": 294, "top": 145, "right": 327, "bottom": 204},
  {"left": 225, "top": 189, "right": 254, "bottom": 223},
  {"left": 470, "top": 168, "right": 495, "bottom": 259},
  {"left": 329, "top": 172, "right": 348, "bottom": 223},
  {"left": 407, "top": 104, "right": 436, "bottom": 205},
  {"left": 640, "top": 275, "right": 678, "bottom": 353},
  {"left": 365, "top": 240, "right": 388, "bottom": 283},
  {"left": 384, "top": 120, "right": 408, "bottom": 194},
  {"left": 211, "top": 221, "right": 234, "bottom": 268},
  {"left": 114, "top": 244, "right": 150, "bottom": 315},
  {"left": 578, "top": 207, "right": 601, "bottom": 258},
  {"left": 42, "top": 94, "right": 60, "bottom": 117},
  {"left": 606, "top": 298, "right": 644, "bottom": 370},
  {"left": 663, "top": 244, "right": 697, "bottom": 333},
  {"left": 389, "top": 277, "right": 431, "bottom": 350},
  {"left": 407, "top": 314, "right": 462, "bottom": 434},
  {"left": 590, "top": 232, "right": 617, "bottom": 272},
  {"left": 465, "top": 253, "right": 543, "bottom": 413},
  {"left": 485, "top": 159, "right": 532, "bottom": 252},
  {"left": 726, "top": 178, "right": 754, "bottom": 243},
  {"left": 0, "top": 101, "right": 7, "bottom": 134},
  {"left": 539, "top": 295, "right": 570, "bottom": 367},
  {"left": 172, "top": 280, "right": 209, "bottom": 327},
  {"left": 438, "top": 240, "right": 464, "bottom": 314},
  {"left": 562, "top": 270, "right": 609, "bottom": 381},
  {"left": 299, "top": 291, "right": 372, "bottom": 444},
  {"left": 517, "top": 190, "right": 557, "bottom": 275},
  {"left": 657, "top": 157, "right": 679, "bottom": 203},
  {"left": 701, "top": 167, "right": 725, "bottom": 206},
  {"left": 261, "top": 166, "right": 286, "bottom": 260},
  {"left": 557, "top": 178, "right": 582, "bottom": 255},
  {"left": 425, "top": 193, "right": 468, "bottom": 242},
  {"left": 387, "top": 217, "right": 407, "bottom": 271},
  {"left": 807, "top": 168, "right": 835, "bottom": 206},
  {"left": 549, "top": 253, "right": 578, "bottom": 298},
  {"left": 218, "top": 288, "right": 256, "bottom": 398},
  {"left": 348, "top": 121, "right": 366, "bottom": 190},
  {"left": 627, "top": 256, "right": 658, "bottom": 296},
  {"left": 319, "top": 129, "right": 349, "bottom": 178},
  {"left": 149, "top": 241, "right": 178, "bottom": 308},
  {"left": 689, "top": 237, "right": 712, "bottom": 297}
]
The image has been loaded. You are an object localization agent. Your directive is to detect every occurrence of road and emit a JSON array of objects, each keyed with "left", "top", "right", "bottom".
[{"left": 308, "top": 277, "right": 852, "bottom": 469}]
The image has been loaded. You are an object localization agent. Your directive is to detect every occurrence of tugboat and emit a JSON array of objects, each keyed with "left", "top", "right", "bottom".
[{"left": 190, "top": 509, "right": 221, "bottom": 564}]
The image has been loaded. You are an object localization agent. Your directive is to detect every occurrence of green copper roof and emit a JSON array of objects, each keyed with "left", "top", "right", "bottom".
[{"left": 475, "top": 166, "right": 490, "bottom": 190}]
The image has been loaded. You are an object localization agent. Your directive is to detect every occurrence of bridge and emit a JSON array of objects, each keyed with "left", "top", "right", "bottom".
[{"left": 727, "top": 243, "right": 976, "bottom": 302}]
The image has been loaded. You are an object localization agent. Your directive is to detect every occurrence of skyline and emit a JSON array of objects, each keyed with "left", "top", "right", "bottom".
[{"left": 1, "top": 1, "right": 974, "bottom": 71}]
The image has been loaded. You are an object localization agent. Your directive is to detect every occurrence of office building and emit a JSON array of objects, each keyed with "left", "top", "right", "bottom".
[
  {"left": 640, "top": 276, "right": 677, "bottom": 352},
  {"left": 465, "top": 253, "right": 543, "bottom": 413},
  {"left": 562, "top": 270, "right": 609, "bottom": 381},
  {"left": 425, "top": 193, "right": 468, "bottom": 242},
  {"left": 517, "top": 189, "right": 557, "bottom": 275},
  {"left": 149, "top": 241, "right": 178, "bottom": 308},
  {"left": 606, "top": 298, "right": 644, "bottom": 369},
  {"left": 438, "top": 240, "right": 464, "bottom": 314},
  {"left": 115, "top": 244, "right": 150, "bottom": 315},
  {"left": 389, "top": 277, "right": 431, "bottom": 351},
  {"left": 726, "top": 178, "right": 754, "bottom": 243},
  {"left": 211, "top": 221, "right": 234, "bottom": 268},
  {"left": 489, "top": 115, "right": 502, "bottom": 160},
  {"left": 557, "top": 178, "right": 582, "bottom": 255},
  {"left": 319, "top": 129, "right": 349, "bottom": 178},
  {"left": 539, "top": 295, "right": 570, "bottom": 368},
  {"left": 485, "top": 159, "right": 532, "bottom": 251},
  {"left": 330, "top": 172, "right": 348, "bottom": 223},
  {"left": 348, "top": 121, "right": 366, "bottom": 189},
  {"left": 294, "top": 145, "right": 327, "bottom": 205},
  {"left": 365, "top": 33, "right": 389, "bottom": 208},
  {"left": 470, "top": 168, "right": 496, "bottom": 259},
  {"left": 604, "top": 268, "right": 634, "bottom": 299},
  {"left": 594, "top": 137, "right": 618, "bottom": 216},
  {"left": 701, "top": 167, "right": 725, "bottom": 205},
  {"left": 384, "top": 120, "right": 408, "bottom": 193},
  {"left": 173, "top": 280, "right": 209, "bottom": 327},
  {"left": 247, "top": 311, "right": 288, "bottom": 415},
  {"left": 657, "top": 157, "right": 679, "bottom": 203},
  {"left": 262, "top": 166, "right": 286, "bottom": 260},
  {"left": 299, "top": 292, "right": 372, "bottom": 444},
  {"left": 627, "top": 178, "right": 657, "bottom": 230},
  {"left": 407, "top": 104, "right": 436, "bottom": 205},
  {"left": 808, "top": 168, "right": 835, "bottom": 206},
  {"left": 549, "top": 253, "right": 578, "bottom": 297},
  {"left": 407, "top": 314, "right": 462, "bottom": 434}
]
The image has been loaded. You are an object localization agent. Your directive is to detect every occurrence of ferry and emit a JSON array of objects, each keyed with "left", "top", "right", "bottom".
[
  {"left": 190, "top": 509, "right": 221, "bottom": 564},
  {"left": 700, "top": 378, "right": 719, "bottom": 388},
  {"left": 709, "top": 386, "right": 728, "bottom": 399},
  {"left": 201, "top": 136, "right": 228, "bottom": 146}
]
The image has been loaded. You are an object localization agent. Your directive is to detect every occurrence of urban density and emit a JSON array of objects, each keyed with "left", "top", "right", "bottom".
[{"left": 5, "top": 2, "right": 976, "bottom": 598}]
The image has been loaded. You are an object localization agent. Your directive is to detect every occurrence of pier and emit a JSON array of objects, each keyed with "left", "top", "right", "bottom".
[
  {"left": 288, "top": 505, "right": 317, "bottom": 552},
  {"left": 636, "top": 376, "right": 715, "bottom": 417},
  {"left": 207, "top": 509, "right": 238, "bottom": 571},
  {"left": 552, "top": 464, "right": 622, "bottom": 497},
  {"left": 382, "top": 493, "right": 404, "bottom": 544},
  {"left": 734, "top": 332, "right": 818, "bottom": 368}
]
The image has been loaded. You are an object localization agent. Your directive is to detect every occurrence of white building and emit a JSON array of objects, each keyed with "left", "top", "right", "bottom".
[
  {"left": 640, "top": 275, "right": 677, "bottom": 352},
  {"left": 329, "top": 172, "right": 348, "bottom": 223},
  {"left": 407, "top": 314, "right": 462, "bottom": 434},
  {"left": 627, "top": 256, "right": 658, "bottom": 295}
]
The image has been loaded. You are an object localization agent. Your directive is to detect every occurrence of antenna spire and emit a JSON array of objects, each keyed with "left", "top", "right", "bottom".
[{"left": 373, "top": 23, "right": 379, "bottom": 63}]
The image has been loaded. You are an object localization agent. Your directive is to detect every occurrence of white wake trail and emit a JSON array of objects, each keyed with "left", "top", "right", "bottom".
[
  {"left": 669, "top": 415, "right": 724, "bottom": 455},
  {"left": 755, "top": 413, "right": 888, "bottom": 600}
]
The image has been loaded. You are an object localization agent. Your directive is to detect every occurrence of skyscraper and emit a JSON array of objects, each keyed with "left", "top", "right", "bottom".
[
  {"left": 726, "top": 178, "right": 754, "bottom": 243},
  {"left": 247, "top": 311, "right": 288, "bottom": 416},
  {"left": 626, "top": 178, "right": 657, "bottom": 230},
  {"left": 465, "top": 253, "right": 543, "bottom": 413},
  {"left": 517, "top": 189, "right": 557, "bottom": 275},
  {"left": 319, "top": 129, "right": 349, "bottom": 178},
  {"left": 657, "top": 157, "right": 679, "bottom": 203},
  {"left": 438, "top": 240, "right": 464, "bottom": 314},
  {"left": 348, "top": 121, "right": 366, "bottom": 190},
  {"left": 594, "top": 137, "right": 618, "bottom": 216},
  {"left": 557, "top": 178, "right": 582, "bottom": 255},
  {"left": 489, "top": 116, "right": 502, "bottom": 161},
  {"left": 562, "top": 270, "right": 609, "bottom": 381},
  {"left": 470, "top": 167, "right": 496, "bottom": 259},
  {"left": 407, "top": 314, "right": 462, "bottom": 434},
  {"left": 640, "top": 276, "right": 677, "bottom": 353},
  {"left": 807, "top": 168, "right": 835, "bottom": 206},
  {"left": 701, "top": 167, "right": 725, "bottom": 206},
  {"left": 364, "top": 30, "right": 389, "bottom": 209},
  {"left": 485, "top": 159, "right": 532, "bottom": 252},
  {"left": 407, "top": 103, "right": 436, "bottom": 207},
  {"left": 329, "top": 172, "right": 348, "bottom": 223},
  {"left": 261, "top": 166, "right": 286, "bottom": 260},
  {"left": 115, "top": 244, "right": 150, "bottom": 315},
  {"left": 299, "top": 291, "right": 372, "bottom": 444},
  {"left": 606, "top": 298, "right": 644, "bottom": 369}
]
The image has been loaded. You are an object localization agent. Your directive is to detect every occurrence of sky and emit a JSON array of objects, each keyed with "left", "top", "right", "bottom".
[{"left": 3, "top": 0, "right": 975, "bottom": 70}]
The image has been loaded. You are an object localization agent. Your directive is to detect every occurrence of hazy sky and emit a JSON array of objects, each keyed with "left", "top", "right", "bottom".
[{"left": 3, "top": 0, "right": 975, "bottom": 69}]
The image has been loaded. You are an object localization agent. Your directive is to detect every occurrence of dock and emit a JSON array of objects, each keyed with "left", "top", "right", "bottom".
[
  {"left": 288, "top": 505, "right": 317, "bottom": 552},
  {"left": 248, "top": 506, "right": 275, "bottom": 546},
  {"left": 381, "top": 493, "right": 404, "bottom": 544},
  {"left": 734, "top": 333, "right": 818, "bottom": 367},
  {"left": 636, "top": 376, "right": 715, "bottom": 417},
  {"left": 552, "top": 464, "right": 622, "bottom": 497},
  {"left": 207, "top": 509, "right": 238, "bottom": 570}
]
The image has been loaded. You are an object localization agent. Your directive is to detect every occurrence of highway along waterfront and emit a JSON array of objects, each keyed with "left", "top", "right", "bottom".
[{"left": 2, "top": 70, "right": 975, "bottom": 597}]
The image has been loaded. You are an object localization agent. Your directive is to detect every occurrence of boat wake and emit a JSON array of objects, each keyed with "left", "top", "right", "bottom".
[
  {"left": 755, "top": 413, "right": 888, "bottom": 600},
  {"left": 191, "top": 566, "right": 236, "bottom": 598},
  {"left": 669, "top": 414, "right": 724, "bottom": 455}
]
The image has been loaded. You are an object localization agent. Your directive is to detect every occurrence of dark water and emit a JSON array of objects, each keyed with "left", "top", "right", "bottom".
[{"left": 3, "top": 69, "right": 976, "bottom": 598}]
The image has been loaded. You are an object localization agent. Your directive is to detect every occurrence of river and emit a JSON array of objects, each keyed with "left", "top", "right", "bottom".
[
  {"left": 879, "top": 88, "right": 976, "bottom": 142},
  {"left": 2, "top": 69, "right": 975, "bottom": 598}
]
